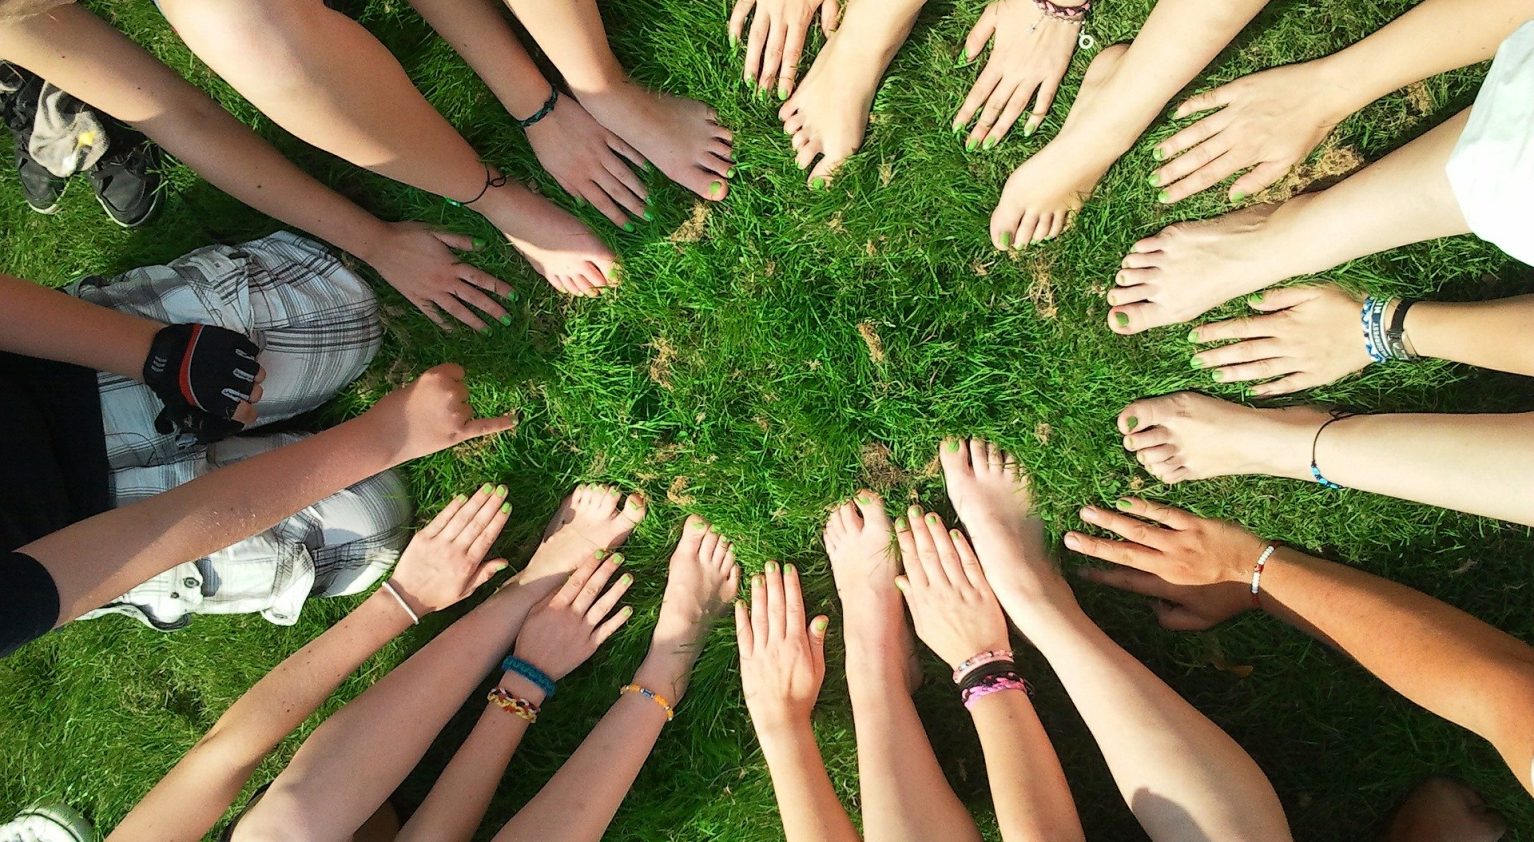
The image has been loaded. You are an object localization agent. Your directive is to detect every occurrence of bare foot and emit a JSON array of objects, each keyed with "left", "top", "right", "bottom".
[
  {"left": 632, "top": 515, "right": 740, "bottom": 702},
  {"left": 824, "top": 492, "right": 920, "bottom": 692},
  {"left": 938, "top": 438, "right": 1071, "bottom": 610},
  {"left": 1117, "top": 393, "right": 1331, "bottom": 484},
  {"left": 524, "top": 484, "right": 647, "bottom": 584},
  {"left": 989, "top": 43, "right": 1126, "bottom": 249},
  {"left": 478, "top": 182, "right": 620, "bottom": 298},
  {"left": 777, "top": 31, "right": 889, "bottom": 188},
  {"left": 1381, "top": 777, "right": 1506, "bottom": 842},
  {"left": 1108, "top": 197, "right": 1317, "bottom": 334},
  {"left": 580, "top": 81, "right": 735, "bottom": 202}
]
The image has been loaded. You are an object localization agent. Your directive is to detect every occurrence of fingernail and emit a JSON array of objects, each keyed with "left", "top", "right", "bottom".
[
  {"left": 611, "top": 553, "right": 625, "bottom": 566},
  {"left": 499, "top": 315, "right": 512, "bottom": 326},
  {"left": 620, "top": 573, "right": 633, "bottom": 585},
  {"left": 952, "top": 124, "right": 963, "bottom": 136},
  {"left": 955, "top": 52, "right": 971, "bottom": 67},
  {"left": 496, "top": 484, "right": 508, "bottom": 496},
  {"left": 479, "top": 325, "right": 491, "bottom": 335},
  {"left": 453, "top": 493, "right": 468, "bottom": 504},
  {"left": 623, "top": 221, "right": 636, "bottom": 232},
  {"left": 1064, "top": 533, "right": 1082, "bottom": 550},
  {"left": 778, "top": 88, "right": 788, "bottom": 101},
  {"left": 752, "top": 574, "right": 764, "bottom": 587},
  {"left": 479, "top": 482, "right": 492, "bottom": 494},
  {"left": 710, "top": 180, "right": 723, "bottom": 196},
  {"left": 786, "top": 562, "right": 797, "bottom": 574},
  {"left": 1247, "top": 292, "right": 1263, "bottom": 306},
  {"left": 811, "top": 177, "right": 825, "bottom": 190},
  {"left": 472, "top": 236, "right": 486, "bottom": 249},
  {"left": 1000, "top": 231, "right": 1012, "bottom": 249},
  {"left": 982, "top": 137, "right": 996, "bottom": 150},
  {"left": 1023, "top": 122, "right": 1036, "bottom": 137},
  {"left": 725, "top": 166, "right": 736, "bottom": 178},
  {"left": 925, "top": 513, "right": 939, "bottom": 524},
  {"left": 1231, "top": 191, "right": 1246, "bottom": 202},
  {"left": 595, "top": 549, "right": 608, "bottom": 560},
  {"left": 1126, "top": 416, "right": 1140, "bottom": 431},
  {"left": 1114, "top": 499, "right": 1132, "bottom": 511},
  {"left": 856, "top": 494, "right": 870, "bottom": 504},
  {"left": 894, "top": 516, "right": 908, "bottom": 531},
  {"left": 1152, "top": 147, "right": 1165, "bottom": 162},
  {"left": 1190, "top": 356, "right": 1204, "bottom": 369},
  {"left": 620, "top": 605, "right": 634, "bottom": 617},
  {"left": 494, "top": 562, "right": 510, "bottom": 573},
  {"left": 1157, "top": 189, "right": 1171, "bottom": 204},
  {"left": 1186, "top": 329, "right": 1199, "bottom": 343},
  {"left": 1148, "top": 172, "right": 1161, "bottom": 187},
  {"left": 965, "top": 137, "right": 979, "bottom": 151},
  {"left": 765, "top": 560, "right": 779, "bottom": 573},
  {"left": 1115, "top": 312, "right": 1130, "bottom": 328},
  {"left": 500, "top": 501, "right": 512, "bottom": 514},
  {"left": 1211, "top": 369, "right": 1225, "bottom": 383},
  {"left": 643, "top": 209, "right": 655, "bottom": 221},
  {"left": 894, "top": 578, "right": 908, "bottom": 592},
  {"left": 949, "top": 529, "right": 963, "bottom": 540},
  {"left": 813, "top": 616, "right": 829, "bottom": 632}
]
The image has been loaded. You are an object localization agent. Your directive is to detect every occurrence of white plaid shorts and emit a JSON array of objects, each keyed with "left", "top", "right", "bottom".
[{"left": 71, "top": 232, "right": 411, "bottom": 630}]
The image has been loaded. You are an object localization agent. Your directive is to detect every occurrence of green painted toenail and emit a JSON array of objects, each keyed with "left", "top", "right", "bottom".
[
  {"left": 1023, "top": 123, "right": 1037, "bottom": 137},
  {"left": 1152, "top": 147, "right": 1166, "bottom": 162},
  {"left": 1232, "top": 191, "right": 1247, "bottom": 202},
  {"left": 1157, "top": 189, "right": 1171, "bottom": 203},
  {"left": 623, "top": 221, "right": 635, "bottom": 232},
  {"left": 811, "top": 176, "right": 825, "bottom": 190},
  {"left": 965, "top": 137, "right": 979, "bottom": 151},
  {"left": 982, "top": 137, "right": 997, "bottom": 150},
  {"left": 499, "top": 315, "right": 512, "bottom": 326},
  {"left": 480, "top": 324, "right": 491, "bottom": 335},
  {"left": 1115, "top": 498, "right": 1133, "bottom": 511},
  {"left": 1000, "top": 231, "right": 1012, "bottom": 248},
  {"left": 726, "top": 166, "right": 736, "bottom": 178},
  {"left": 1115, "top": 312, "right": 1130, "bottom": 327},
  {"left": 710, "top": 181, "right": 723, "bottom": 196},
  {"left": 1126, "top": 416, "right": 1139, "bottom": 430},
  {"left": 945, "top": 439, "right": 961, "bottom": 452},
  {"left": 643, "top": 209, "right": 654, "bottom": 221}
]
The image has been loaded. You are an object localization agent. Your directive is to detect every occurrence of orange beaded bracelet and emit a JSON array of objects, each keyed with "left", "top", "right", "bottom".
[{"left": 620, "top": 683, "right": 674, "bottom": 722}]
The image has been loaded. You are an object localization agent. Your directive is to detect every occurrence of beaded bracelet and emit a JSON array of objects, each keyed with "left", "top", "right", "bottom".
[
  {"left": 951, "top": 649, "right": 1014, "bottom": 684},
  {"left": 1250, "top": 543, "right": 1276, "bottom": 607},
  {"left": 1360, "top": 295, "right": 1389, "bottom": 364},
  {"left": 1309, "top": 411, "right": 1354, "bottom": 490},
  {"left": 502, "top": 656, "right": 557, "bottom": 699},
  {"left": 487, "top": 688, "right": 540, "bottom": 723},
  {"left": 961, "top": 672, "right": 1033, "bottom": 710},
  {"left": 1030, "top": 0, "right": 1096, "bottom": 49},
  {"left": 620, "top": 683, "right": 675, "bottom": 721}
]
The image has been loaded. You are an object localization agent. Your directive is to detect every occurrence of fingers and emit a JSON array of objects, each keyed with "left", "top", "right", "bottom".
[
  {"left": 585, "top": 568, "right": 633, "bottom": 622},
  {"left": 1153, "top": 110, "right": 1232, "bottom": 171},
  {"left": 1207, "top": 355, "right": 1295, "bottom": 385},
  {"left": 954, "top": 67, "right": 999, "bottom": 133},
  {"left": 750, "top": 571, "right": 769, "bottom": 642},
  {"left": 1249, "top": 372, "right": 1317, "bottom": 397},
  {"left": 1078, "top": 504, "right": 1172, "bottom": 551},
  {"left": 460, "top": 412, "right": 519, "bottom": 442},
  {"left": 435, "top": 293, "right": 489, "bottom": 332},
  {"left": 413, "top": 297, "right": 450, "bottom": 331},
  {"left": 1247, "top": 285, "right": 1319, "bottom": 313},
  {"left": 950, "top": 528, "right": 990, "bottom": 593},
  {"left": 783, "top": 562, "right": 807, "bottom": 630},
  {"left": 778, "top": 20, "right": 808, "bottom": 98},
  {"left": 430, "top": 229, "right": 476, "bottom": 252},
  {"left": 571, "top": 554, "right": 625, "bottom": 613},
  {"left": 593, "top": 603, "right": 634, "bottom": 644},
  {"left": 465, "top": 489, "right": 513, "bottom": 560},
  {"left": 743, "top": 10, "right": 769, "bottom": 88},
  {"left": 421, "top": 491, "right": 469, "bottom": 539},
  {"left": 1063, "top": 529, "right": 1159, "bottom": 574},
  {"left": 1189, "top": 312, "right": 1278, "bottom": 344},
  {"left": 469, "top": 557, "right": 511, "bottom": 592},
  {"left": 961, "top": 6, "right": 996, "bottom": 66},
  {"left": 820, "top": 0, "right": 841, "bottom": 35},
  {"left": 459, "top": 265, "right": 516, "bottom": 302},
  {"left": 1023, "top": 77, "right": 1061, "bottom": 139},
  {"left": 1191, "top": 337, "right": 1285, "bottom": 371},
  {"left": 232, "top": 402, "right": 257, "bottom": 426},
  {"left": 1228, "top": 159, "right": 1290, "bottom": 201},
  {"left": 908, "top": 508, "right": 953, "bottom": 587},
  {"left": 985, "top": 82, "right": 1037, "bottom": 147},
  {"left": 452, "top": 283, "right": 510, "bottom": 327},
  {"left": 728, "top": 0, "right": 755, "bottom": 45},
  {"left": 764, "top": 560, "right": 785, "bottom": 639},
  {"left": 1112, "top": 497, "right": 1194, "bottom": 530},
  {"left": 1160, "top": 146, "right": 1239, "bottom": 203},
  {"left": 734, "top": 598, "right": 754, "bottom": 655},
  {"left": 758, "top": 19, "right": 788, "bottom": 95},
  {"left": 1172, "top": 84, "right": 1235, "bottom": 120},
  {"left": 440, "top": 483, "right": 499, "bottom": 544},
  {"left": 808, "top": 614, "right": 828, "bottom": 670}
]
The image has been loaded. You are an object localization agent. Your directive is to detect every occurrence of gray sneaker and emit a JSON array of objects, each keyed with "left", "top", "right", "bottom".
[{"left": 0, "top": 804, "right": 93, "bottom": 842}]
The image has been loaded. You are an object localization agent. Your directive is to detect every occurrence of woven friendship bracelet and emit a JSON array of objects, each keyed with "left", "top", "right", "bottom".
[
  {"left": 487, "top": 688, "right": 540, "bottom": 723},
  {"left": 961, "top": 672, "right": 1033, "bottom": 710},
  {"left": 516, "top": 85, "right": 560, "bottom": 130},
  {"left": 1309, "top": 411, "right": 1354, "bottom": 490},
  {"left": 501, "top": 656, "right": 557, "bottom": 699},
  {"left": 620, "top": 683, "right": 675, "bottom": 721}
]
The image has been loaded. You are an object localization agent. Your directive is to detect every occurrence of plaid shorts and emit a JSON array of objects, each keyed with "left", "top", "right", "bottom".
[{"left": 71, "top": 232, "right": 411, "bottom": 630}]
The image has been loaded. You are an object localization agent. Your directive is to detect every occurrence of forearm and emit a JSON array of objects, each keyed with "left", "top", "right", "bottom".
[
  {"left": 968, "top": 690, "right": 1084, "bottom": 842},
  {"left": 109, "top": 592, "right": 409, "bottom": 842},
  {"left": 1405, "top": 295, "right": 1534, "bottom": 376},
  {"left": 1016, "top": 601, "right": 1290, "bottom": 841},
  {"left": 754, "top": 718, "right": 860, "bottom": 842},
  {"left": 0, "top": 7, "right": 396, "bottom": 270},
  {"left": 0, "top": 273, "right": 159, "bottom": 379},
  {"left": 398, "top": 675, "right": 546, "bottom": 842},
  {"left": 1313, "top": 412, "right": 1534, "bottom": 526},
  {"left": 243, "top": 578, "right": 552, "bottom": 840},
  {"left": 22, "top": 413, "right": 401, "bottom": 623},
  {"left": 1260, "top": 547, "right": 1534, "bottom": 792},
  {"left": 409, "top": 0, "right": 552, "bottom": 116},
  {"left": 1310, "top": 0, "right": 1534, "bottom": 117}
]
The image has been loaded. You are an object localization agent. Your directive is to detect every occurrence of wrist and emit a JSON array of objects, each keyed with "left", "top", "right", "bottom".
[
  {"left": 751, "top": 707, "right": 815, "bottom": 741},
  {"left": 1307, "top": 53, "right": 1381, "bottom": 122},
  {"left": 497, "top": 671, "right": 549, "bottom": 707},
  {"left": 383, "top": 577, "right": 431, "bottom": 620}
]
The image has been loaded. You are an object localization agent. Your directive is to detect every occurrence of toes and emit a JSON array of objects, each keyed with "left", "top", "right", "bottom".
[
  {"left": 983, "top": 440, "right": 1005, "bottom": 474},
  {"left": 852, "top": 490, "right": 890, "bottom": 528},
  {"left": 940, "top": 436, "right": 973, "bottom": 478},
  {"left": 1130, "top": 234, "right": 1166, "bottom": 254},
  {"left": 1134, "top": 444, "right": 1178, "bottom": 466},
  {"left": 1123, "top": 426, "right": 1172, "bottom": 452},
  {"left": 678, "top": 515, "right": 709, "bottom": 555},
  {"left": 1120, "top": 251, "right": 1160, "bottom": 270},
  {"left": 1115, "top": 267, "right": 1157, "bottom": 288},
  {"left": 1108, "top": 301, "right": 1171, "bottom": 335},
  {"left": 1106, "top": 283, "right": 1154, "bottom": 307},
  {"left": 967, "top": 438, "right": 988, "bottom": 473},
  {"left": 1118, "top": 394, "right": 1180, "bottom": 435},
  {"left": 620, "top": 492, "right": 647, "bottom": 524},
  {"left": 698, "top": 524, "right": 722, "bottom": 561}
]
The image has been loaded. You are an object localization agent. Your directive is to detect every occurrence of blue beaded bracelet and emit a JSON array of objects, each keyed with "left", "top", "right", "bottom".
[{"left": 501, "top": 656, "right": 556, "bottom": 699}]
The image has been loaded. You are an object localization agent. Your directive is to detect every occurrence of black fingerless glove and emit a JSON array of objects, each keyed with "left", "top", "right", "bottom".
[{"left": 142, "top": 323, "right": 261, "bottom": 445}]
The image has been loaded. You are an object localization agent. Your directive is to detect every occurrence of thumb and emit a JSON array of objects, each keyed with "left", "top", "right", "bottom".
[
  {"left": 470, "top": 558, "right": 510, "bottom": 592},
  {"left": 461, "top": 412, "right": 518, "bottom": 441},
  {"left": 808, "top": 615, "right": 829, "bottom": 668}
]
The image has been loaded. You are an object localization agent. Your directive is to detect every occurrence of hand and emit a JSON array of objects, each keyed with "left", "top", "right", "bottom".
[
  {"left": 1063, "top": 498, "right": 1269, "bottom": 588},
  {"left": 737, "top": 561, "right": 828, "bottom": 730},
  {"left": 1189, "top": 285, "right": 1373, "bottom": 396},
  {"left": 513, "top": 549, "right": 633, "bottom": 680},
  {"left": 388, "top": 484, "right": 513, "bottom": 615},
  {"left": 524, "top": 94, "right": 650, "bottom": 228},
  {"left": 142, "top": 323, "right": 265, "bottom": 440},
  {"left": 362, "top": 363, "right": 517, "bottom": 462},
  {"left": 894, "top": 508, "right": 1011, "bottom": 669},
  {"left": 729, "top": 0, "right": 841, "bottom": 98},
  {"left": 1152, "top": 62, "right": 1348, "bottom": 203},
  {"left": 1076, "top": 565, "right": 1253, "bottom": 631},
  {"left": 953, "top": 0, "right": 1079, "bottom": 148},
  {"left": 361, "top": 221, "right": 513, "bottom": 333}
]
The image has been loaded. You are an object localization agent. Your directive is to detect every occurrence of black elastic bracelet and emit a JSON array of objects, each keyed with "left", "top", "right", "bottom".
[
  {"left": 957, "top": 659, "right": 1018, "bottom": 695},
  {"left": 447, "top": 164, "right": 510, "bottom": 208},
  {"left": 1386, "top": 298, "right": 1419, "bottom": 360},
  {"left": 1309, "top": 409, "right": 1357, "bottom": 490},
  {"left": 516, "top": 85, "right": 559, "bottom": 130}
]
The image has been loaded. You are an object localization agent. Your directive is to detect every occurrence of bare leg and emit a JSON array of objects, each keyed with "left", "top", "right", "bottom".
[
  {"left": 1111, "top": 109, "right": 1472, "bottom": 334},
  {"left": 989, "top": 0, "right": 1270, "bottom": 249},
  {"left": 1381, "top": 778, "right": 1507, "bottom": 842},
  {"left": 490, "top": 516, "right": 740, "bottom": 842},
  {"left": 1117, "top": 393, "right": 1534, "bottom": 526},
  {"left": 159, "top": 0, "right": 618, "bottom": 296},
  {"left": 500, "top": 0, "right": 736, "bottom": 202},
  {"left": 824, "top": 494, "right": 983, "bottom": 842}
]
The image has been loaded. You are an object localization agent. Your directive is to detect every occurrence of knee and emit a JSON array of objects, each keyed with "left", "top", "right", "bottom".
[{"left": 340, "top": 468, "right": 412, "bottom": 546}]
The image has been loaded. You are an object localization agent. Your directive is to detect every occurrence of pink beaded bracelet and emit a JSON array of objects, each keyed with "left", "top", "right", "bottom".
[
  {"left": 962, "top": 676, "right": 1032, "bottom": 710},
  {"left": 951, "top": 649, "right": 1014, "bottom": 685}
]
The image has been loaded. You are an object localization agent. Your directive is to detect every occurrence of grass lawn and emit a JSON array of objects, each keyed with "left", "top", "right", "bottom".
[{"left": 2, "top": 0, "right": 1531, "bottom": 839}]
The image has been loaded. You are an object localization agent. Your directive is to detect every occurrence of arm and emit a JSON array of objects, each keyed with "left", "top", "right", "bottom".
[
  {"left": 406, "top": 0, "right": 554, "bottom": 118},
  {"left": 21, "top": 363, "right": 512, "bottom": 626},
  {"left": 0, "top": 5, "right": 508, "bottom": 331},
  {"left": 1068, "top": 500, "right": 1534, "bottom": 795},
  {"left": 737, "top": 564, "right": 859, "bottom": 842},
  {"left": 396, "top": 558, "right": 631, "bottom": 842},
  {"left": 0, "top": 272, "right": 157, "bottom": 380},
  {"left": 1406, "top": 295, "right": 1534, "bottom": 377}
]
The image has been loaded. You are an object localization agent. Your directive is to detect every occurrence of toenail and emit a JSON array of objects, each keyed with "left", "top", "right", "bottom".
[
  {"left": 726, "top": 166, "right": 736, "bottom": 178},
  {"left": 471, "top": 236, "right": 486, "bottom": 249},
  {"left": 623, "top": 221, "right": 635, "bottom": 232},
  {"left": 999, "top": 231, "right": 1012, "bottom": 249},
  {"left": 811, "top": 176, "right": 825, "bottom": 190},
  {"left": 710, "top": 181, "right": 723, "bottom": 196},
  {"left": 643, "top": 209, "right": 654, "bottom": 221},
  {"left": 1115, "top": 312, "right": 1129, "bottom": 327},
  {"left": 1114, "top": 499, "right": 1133, "bottom": 511},
  {"left": 944, "top": 439, "right": 961, "bottom": 452},
  {"left": 857, "top": 495, "right": 869, "bottom": 504},
  {"left": 500, "top": 315, "right": 512, "bottom": 326},
  {"left": 1023, "top": 123, "right": 1037, "bottom": 137},
  {"left": 1156, "top": 189, "right": 1171, "bottom": 203},
  {"left": 1126, "top": 415, "right": 1140, "bottom": 431},
  {"left": 965, "top": 137, "right": 979, "bottom": 151}
]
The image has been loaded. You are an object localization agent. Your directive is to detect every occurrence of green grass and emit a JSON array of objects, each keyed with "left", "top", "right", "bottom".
[{"left": 1, "top": 0, "right": 1530, "bottom": 839}]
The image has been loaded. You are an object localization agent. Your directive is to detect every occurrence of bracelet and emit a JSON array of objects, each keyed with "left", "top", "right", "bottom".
[
  {"left": 1360, "top": 295, "right": 1389, "bottom": 364},
  {"left": 501, "top": 656, "right": 557, "bottom": 699},
  {"left": 1031, "top": 0, "right": 1090, "bottom": 21},
  {"left": 957, "top": 659, "right": 1019, "bottom": 695},
  {"left": 961, "top": 671, "right": 1033, "bottom": 710},
  {"left": 516, "top": 85, "right": 559, "bottom": 130},
  {"left": 1386, "top": 299, "right": 1420, "bottom": 360},
  {"left": 620, "top": 683, "right": 675, "bottom": 721},
  {"left": 1250, "top": 543, "right": 1276, "bottom": 608},
  {"left": 487, "top": 688, "right": 540, "bottom": 723},
  {"left": 379, "top": 580, "right": 420, "bottom": 625},
  {"left": 951, "top": 649, "right": 1014, "bottom": 684},
  {"left": 447, "top": 164, "right": 510, "bottom": 208},
  {"left": 1309, "top": 411, "right": 1354, "bottom": 490}
]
